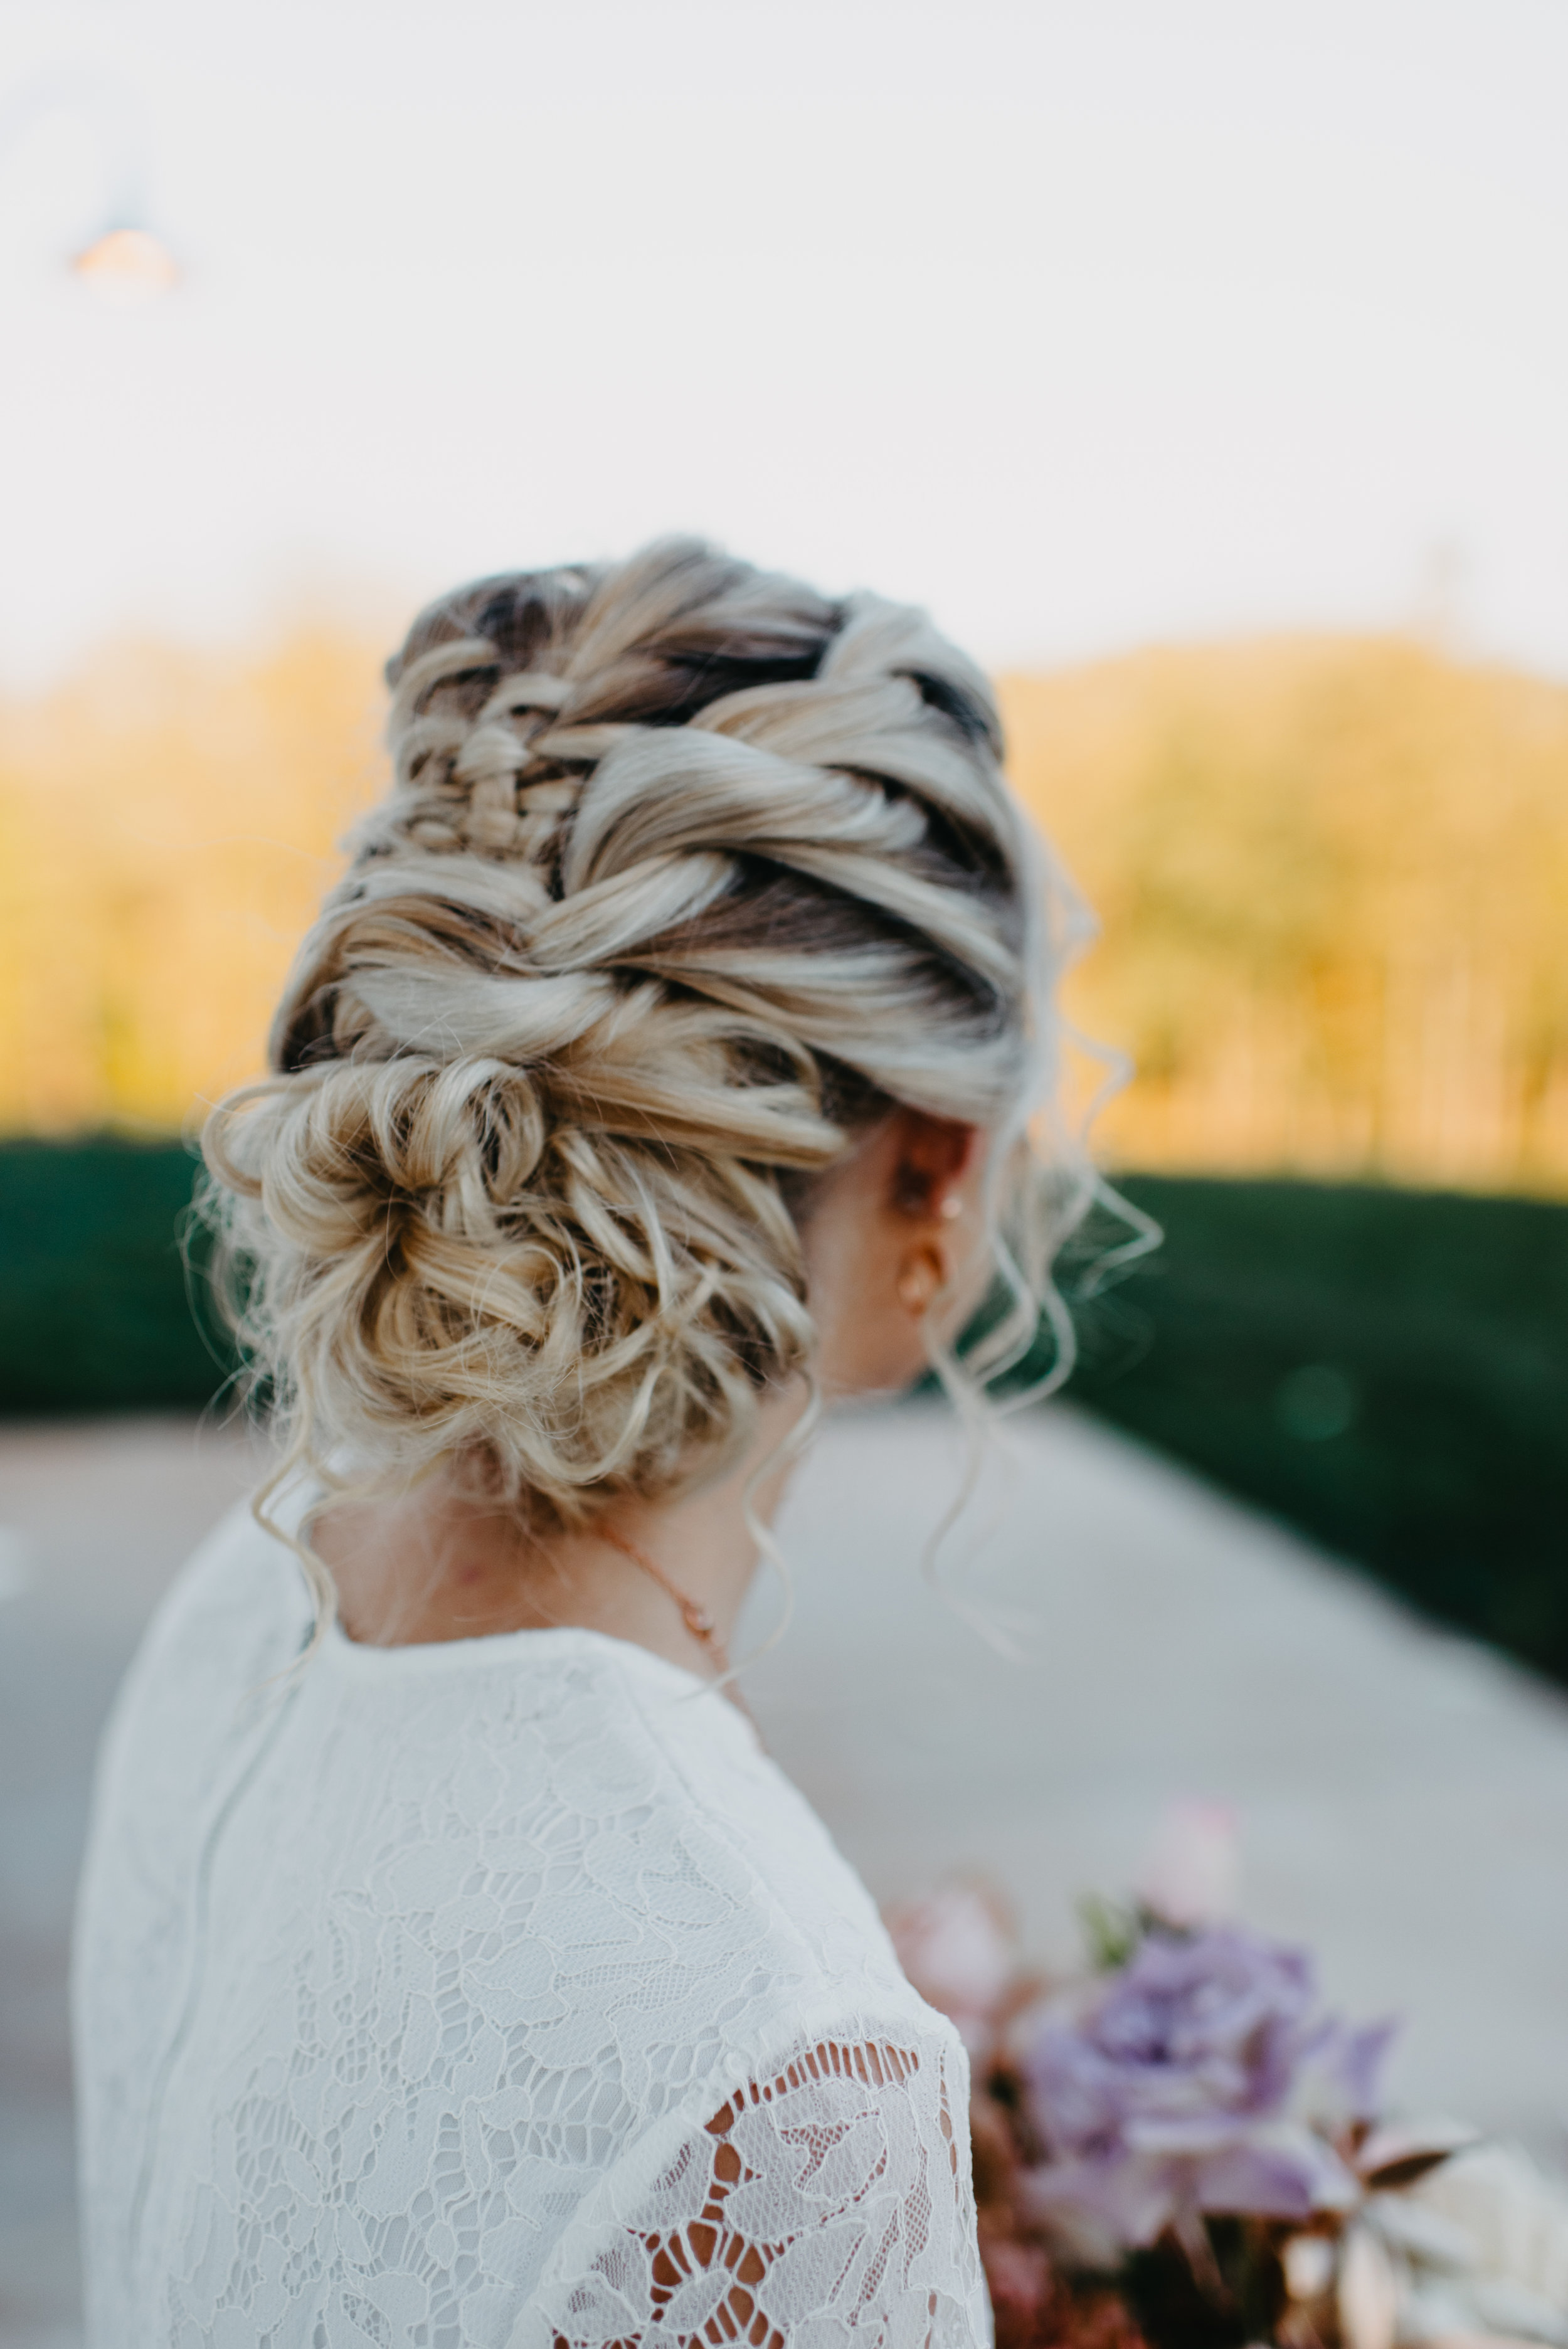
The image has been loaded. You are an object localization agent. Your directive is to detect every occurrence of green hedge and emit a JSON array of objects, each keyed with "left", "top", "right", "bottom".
[
  {"left": 1061, "top": 1175, "right": 1568, "bottom": 1686},
  {"left": 0, "top": 1136, "right": 225, "bottom": 1414},
  {"left": 2, "top": 1140, "right": 1564, "bottom": 1685}
]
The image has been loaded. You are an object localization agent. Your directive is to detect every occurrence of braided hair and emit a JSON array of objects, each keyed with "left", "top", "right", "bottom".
[{"left": 202, "top": 539, "right": 1081, "bottom": 1554}]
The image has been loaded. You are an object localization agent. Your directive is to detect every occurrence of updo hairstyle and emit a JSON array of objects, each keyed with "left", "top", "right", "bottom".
[{"left": 201, "top": 539, "right": 1081, "bottom": 1551}]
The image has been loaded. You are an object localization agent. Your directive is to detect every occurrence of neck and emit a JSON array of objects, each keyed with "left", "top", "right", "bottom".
[{"left": 313, "top": 1386, "right": 808, "bottom": 1678}]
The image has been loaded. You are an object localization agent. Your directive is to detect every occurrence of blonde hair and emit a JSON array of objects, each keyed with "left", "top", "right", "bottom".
[{"left": 201, "top": 539, "right": 1088, "bottom": 1572}]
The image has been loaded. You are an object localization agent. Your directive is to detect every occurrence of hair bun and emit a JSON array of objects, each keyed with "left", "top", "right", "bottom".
[{"left": 201, "top": 538, "right": 1076, "bottom": 1557}]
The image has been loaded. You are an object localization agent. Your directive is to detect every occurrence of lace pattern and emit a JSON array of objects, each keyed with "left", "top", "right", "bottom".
[
  {"left": 529, "top": 2037, "right": 977, "bottom": 2349},
  {"left": 74, "top": 1505, "right": 990, "bottom": 2348}
]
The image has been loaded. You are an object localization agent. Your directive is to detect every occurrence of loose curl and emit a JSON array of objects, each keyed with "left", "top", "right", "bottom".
[{"left": 200, "top": 539, "right": 1097, "bottom": 1617}]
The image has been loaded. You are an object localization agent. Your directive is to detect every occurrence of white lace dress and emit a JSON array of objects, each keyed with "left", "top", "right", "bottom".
[{"left": 73, "top": 1497, "right": 990, "bottom": 2348}]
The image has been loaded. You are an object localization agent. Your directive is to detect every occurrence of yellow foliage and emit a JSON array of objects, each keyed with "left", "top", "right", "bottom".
[
  {"left": 999, "top": 637, "right": 1568, "bottom": 1192},
  {"left": 3, "top": 623, "right": 1566, "bottom": 1194},
  {"left": 0, "top": 630, "right": 384, "bottom": 1133}
]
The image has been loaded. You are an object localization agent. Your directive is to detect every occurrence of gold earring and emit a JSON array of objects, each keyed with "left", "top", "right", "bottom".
[{"left": 897, "top": 1244, "right": 944, "bottom": 1317}]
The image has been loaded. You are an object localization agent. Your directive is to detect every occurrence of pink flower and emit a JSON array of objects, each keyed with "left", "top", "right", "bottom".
[
  {"left": 1137, "top": 1800, "right": 1241, "bottom": 1931},
  {"left": 887, "top": 1881, "right": 1017, "bottom": 2052},
  {"left": 980, "top": 2235, "right": 1056, "bottom": 2334}
]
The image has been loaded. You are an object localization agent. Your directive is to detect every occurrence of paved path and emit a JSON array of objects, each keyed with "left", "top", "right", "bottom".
[
  {"left": 0, "top": 1418, "right": 267, "bottom": 2349},
  {"left": 3, "top": 1406, "right": 1565, "bottom": 2345},
  {"left": 756, "top": 1406, "right": 1568, "bottom": 2141}
]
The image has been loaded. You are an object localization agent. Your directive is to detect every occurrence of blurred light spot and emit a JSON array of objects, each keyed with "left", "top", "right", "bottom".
[
  {"left": 71, "top": 225, "right": 179, "bottom": 303},
  {"left": 1276, "top": 1362, "right": 1359, "bottom": 1442}
]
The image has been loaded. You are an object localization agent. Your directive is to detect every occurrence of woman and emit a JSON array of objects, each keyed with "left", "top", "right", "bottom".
[{"left": 74, "top": 539, "right": 1079, "bottom": 2346}]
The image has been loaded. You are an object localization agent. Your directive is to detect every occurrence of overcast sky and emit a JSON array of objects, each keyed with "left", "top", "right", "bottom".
[{"left": 3, "top": 0, "right": 1565, "bottom": 685}]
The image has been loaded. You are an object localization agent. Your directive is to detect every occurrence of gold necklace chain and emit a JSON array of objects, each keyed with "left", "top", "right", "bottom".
[{"left": 597, "top": 1526, "right": 729, "bottom": 1673}]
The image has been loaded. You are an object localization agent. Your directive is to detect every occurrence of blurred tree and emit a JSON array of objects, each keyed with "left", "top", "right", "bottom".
[
  {"left": 1000, "top": 638, "right": 1568, "bottom": 1194},
  {"left": 0, "top": 628, "right": 383, "bottom": 1132},
  {"left": 3, "top": 626, "right": 1567, "bottom": 1196}
]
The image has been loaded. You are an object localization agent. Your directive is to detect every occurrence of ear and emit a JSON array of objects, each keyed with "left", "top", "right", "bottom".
[{"left": 887, "top": 1111, "right": 982, "bottom": 1222}]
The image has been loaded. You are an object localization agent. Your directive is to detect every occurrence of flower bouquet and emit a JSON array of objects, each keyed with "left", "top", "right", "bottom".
[{"left": 888, "top": 1818, "right": 1568, "bottom": 2349}]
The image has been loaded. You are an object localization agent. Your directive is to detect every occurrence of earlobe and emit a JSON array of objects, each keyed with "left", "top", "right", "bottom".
[{"left": 896, "top": 1243, "right": 945, "bottom": 1318}]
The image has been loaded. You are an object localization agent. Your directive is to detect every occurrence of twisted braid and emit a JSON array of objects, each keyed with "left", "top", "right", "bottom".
[{"left": 202, "top": 538, "right": 1073, "bottom": 1540}]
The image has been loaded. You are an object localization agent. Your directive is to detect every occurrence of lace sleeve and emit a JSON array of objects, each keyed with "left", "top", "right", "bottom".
[{"left": 529, "top": 2032, "right": 990, "bottom": 2349}]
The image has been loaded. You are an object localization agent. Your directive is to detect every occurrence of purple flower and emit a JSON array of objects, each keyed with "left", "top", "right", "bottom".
[{"left": 1017, "top": 1926, "right": 1389, "bottom": 2252}]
